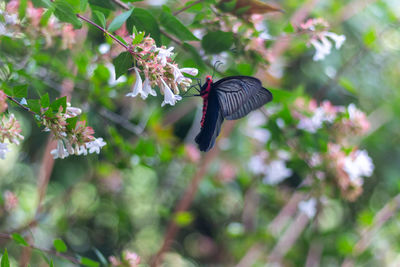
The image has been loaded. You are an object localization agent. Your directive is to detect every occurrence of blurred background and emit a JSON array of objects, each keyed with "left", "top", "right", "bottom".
[{"left": 1, "top": 0, "right": 400, "bottom": 266}]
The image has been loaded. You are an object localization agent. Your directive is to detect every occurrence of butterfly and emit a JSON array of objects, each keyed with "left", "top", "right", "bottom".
[{"left": 194, "top": 75, "right": 273, "bottom": 151}]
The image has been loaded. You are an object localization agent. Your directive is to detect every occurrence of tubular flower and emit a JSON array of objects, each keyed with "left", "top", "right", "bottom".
[{"left": 122, "top": 34, "right": 198, "bottom": 106}]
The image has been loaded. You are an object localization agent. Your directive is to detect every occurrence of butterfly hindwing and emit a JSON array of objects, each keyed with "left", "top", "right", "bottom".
[
  {"left": 214, "top": 76, "right": 263, "bottom": 118},
  {"left": 195, "top": 90, "right": 224, "bottom": 152}
]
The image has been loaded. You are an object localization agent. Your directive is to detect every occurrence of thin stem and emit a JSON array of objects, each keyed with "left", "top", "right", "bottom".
[
  {"left": 173, "top": 0, "right": 204, "bottom": 16},
  {"left": 6, "top": 95, "right": 37, "bottom": 116},
  {"left": 76, "top": 14, "right": 130, "bottom": 51}
]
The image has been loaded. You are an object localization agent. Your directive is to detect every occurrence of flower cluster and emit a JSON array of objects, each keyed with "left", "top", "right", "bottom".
[
  {"left": 125, "top": 35, "right": 198, "bottom": 106},
  {"left": 3, "top": 190, "right": 18, "bottom": 211},
  {"left": 0, "top": 113, "right": 24, "bottom": 159},
  {"left": 300, "top": 18, "right": 346, "bottom": 61},
  {"left": 109, "top": 250, "right": 140, "bottom": 267},
  {"left": 3, "top": 0, "right": 76, "bottom": 48},
  {"left": 248, "top": 150, "right": 293, "bottom": 185},
  {"left": 0, "top": 90, "right": 7, "bottom": 114},
  {"left": 246, "top": 96, "right": 373, "bottom": 201},
  {"left": 44, "top": 104, "right": 106, "bottom": 159}
]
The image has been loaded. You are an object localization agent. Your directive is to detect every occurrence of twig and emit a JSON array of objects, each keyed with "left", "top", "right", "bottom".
[
  {"left": 6, "top": 95, "right": 37, "bottom": 117},
  {"left": 173, "top": 0, "right": 204, "bottom": 16},
  {"left": 151, "top": 121, "right": 236, "bottom": 267},
  {"left": 76, "top": 14, "right": 131, "bottom": 52},
  {"left": 0, "top": 233, "right": 81, "bottom": 264},
  {"left": 341, "top": 194, "right": 400, "bottom": 266},
  {"left": 268, "top": 212, "right": 310, "bottom": 263}
]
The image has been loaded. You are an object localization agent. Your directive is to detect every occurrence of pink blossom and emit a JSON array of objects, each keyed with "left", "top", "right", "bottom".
[
  {"left": 0, "top": 90, "right": 7, "bottom": 114},
  {"left": 185, "top": 144, "right": 201, "bottom": 163},
  {"left": 4, "top": 190, "right": 18, "bottom": 211}
]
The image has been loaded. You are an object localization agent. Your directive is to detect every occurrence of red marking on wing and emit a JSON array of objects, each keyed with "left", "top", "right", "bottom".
[{"left": 200, "top": 81, "right": 212, "bottom": 128}]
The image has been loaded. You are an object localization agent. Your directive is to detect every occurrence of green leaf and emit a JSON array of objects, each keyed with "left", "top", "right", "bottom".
[
  {"left": 174, "top": 211, "right": 194, "bottom": 226},
  {"left": 183, "top": 43, "right": 206, "bottom": 69},
  {"left": 92, "top": 11, "right": 106, "bottom": 29},
  {"left": 113, "top": 52, "right": 133, "bottom": 80},
  {"left": 126, "top": 8, "right": 161, "bottom": 45},
  {"left": 219, "top": 0, "right": 237, "bottom": 12},
  {"left": 201, "top": 30, "right": 234, "bottom": 54},
  {"left": 66, "top": 116, "right": 79, "bottom": 131},
  {"left": 19, "top": 0, "right": 28, "bottom": 19},
  {"left": 363, "top": 28, "right": 377, "bottom": 48},
  {"left": 50, "top": 96, "right": 67, "bottom": 113},
  {"left": 1, "top": 249, "right": 9, "bottom": 267},
  {"left": 92, "top": 248, "right": 107, "bottom": 265},
  {"left": 53, "top": 239, "right": 67, "bottom": 253},
  {"left": 13, "top": 85, "right": 27, "bottom": 98},
  {"left": 88, "top": 0, "right": 115, "bottom": 10},
  {"left": 339, "top": 77, "right": 357, "bottom": 95},
  {"left": 27, "top": 99, "right": 41, "bottom": 114},
  {"left": 132, "top": 31, "right": 145, "bottom": 45},
  {"left": 31, "top": 0, "right": 52, "bottom": 8},
  {"left": 81, "top": 257, "right": 100, "bottom": 267},
  {"left": 12, "top": 233, "right": 29, "bottom": 246},
  {"left": 50, "top": 260, "right": 54, "bottom": 267},
  {"left": 159, "top": 11, "right": 199, "bottom": 41},
  {"left": 40, "top": 6, "right": 55, "bottom": 26},
  {"left": 53, "top": 0, "right": 82, "bottom": 29},
  {"left": 283, "top": 22, "right": 295, "bottom": 33},
  {"left": 108, "top": 8, "right": 134, "bottom": 32},
  {"left": 80, "top": 0, "right": 88, "bottom": 12},
  {"left": 40, "top": 93, "right": 50, "bottom": 108},
  {"left": 115, "top": 36, "right": 128, "bottom": 46}
]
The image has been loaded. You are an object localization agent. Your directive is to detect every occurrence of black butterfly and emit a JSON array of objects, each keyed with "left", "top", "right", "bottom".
[{"left": 194, "top": 75, "right": 273, "bottom": 152}]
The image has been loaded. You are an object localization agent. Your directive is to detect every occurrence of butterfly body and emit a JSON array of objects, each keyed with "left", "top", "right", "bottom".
[{"left": 195, "top": 75, "right": 273, "bottom": 152}]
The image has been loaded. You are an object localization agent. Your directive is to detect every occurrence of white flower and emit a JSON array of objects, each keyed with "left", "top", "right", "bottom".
[
  {"left": 169, "top": 63, "right": 185, "bottom": 83},
  {"left": 98, "top": 43, "right": 110, "bottom": 54},
  {"left": 66, "top": 105, "right": 82, "bottom": 118},
  {"left": 160, "top": 79, "right": 182, "bottom": 106},
  {"left": 310, "top": 32, "right": 346, "bottom": 61},
  {"left": 77, "top": 146, "right": 88, "bottom": 156},
  {"left": 156, "top": 47, "right": 174, "bottom": 66},
  {"left": 325, "top": 32, "right": 346, "bottom": 49},
  {"left": 86, "top": 138, "right": 106, "bottom": 154},
  {"left": 4, "top": 14, "right": 18, "bottom": 25},
  {"left": 298, "top": 198, "right": 317, "bottom": 218},
  {"left": 51, "top": 140, "right": 69, "bottom": 159},
  {"left": 310, "top": 38, "right": 331, "bottom": 61},
  {"left": 0, "top": 142, "right": 10, "bottom": 159},
  {"left": 248, "top": 153, "right": 268, "bottom": 175},
  {"left": 297, "top": 107, "right": 336, "bottom": 133},
  {"left": 126, "top": 67, "right": 143, "bottom": 98},
  {"left": 343, "top": 150, "right": 374, "bottom": 182},
  {"left": 142, "top": 77, "right": 157, "bottom": 98},
  {"left": 263, "top": 160, "right": 293, "bottom": 185},
  {"left": 245, "top": 111, "right": 270, "bottom": 143},
  {"left": 20, "top": 98, "right": 27, "bottom": 105},
  {"left": 180, "top": 68, "right": 198, "bottom": 76}
]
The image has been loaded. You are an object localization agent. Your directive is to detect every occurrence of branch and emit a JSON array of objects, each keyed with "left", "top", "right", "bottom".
[
  {"left": 76, "top": 14, "right": 131, "bottom": 52},
  {"left": 151, "top": 121, "right": 236, "bottom": 267},
  {"left": 173, "top": 0, "right": 204, "bottom": 16}
]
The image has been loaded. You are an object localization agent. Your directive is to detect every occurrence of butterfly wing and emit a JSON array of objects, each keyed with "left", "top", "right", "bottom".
[
  {"left": 214, "top": 76, "right": 272, "bottom": 119},
  {"left": 225, "top": 86, "right": 272, "bottom": 120},
  {"left": 195, "top": 90, "right": 224, "bottom": 152}
]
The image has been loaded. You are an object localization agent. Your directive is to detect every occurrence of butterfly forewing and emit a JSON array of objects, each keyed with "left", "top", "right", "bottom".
[
  {"left": 225, "top": 86, "right": 272, "bottom": 120},
  {"left": 214, "top": 76, "right": 263, "bottom": 117}
]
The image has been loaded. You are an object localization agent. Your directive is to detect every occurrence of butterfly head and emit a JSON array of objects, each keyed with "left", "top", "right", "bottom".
[{"left": 205, "top": 75, "right": 213, "bottom": 84}]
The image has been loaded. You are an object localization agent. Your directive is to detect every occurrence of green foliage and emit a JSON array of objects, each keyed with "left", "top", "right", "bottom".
[
  {"left": 107, "top": 8, "right": 134, "bottom": 32},
  {"left": 113, "top": 52, "right": 133, "bottom": 80},
  {"left": 11, "top": 233, "right": 29, "bottom": 246},
  {"left": 53, "top": 0, "right": 82, "bottom": 28},
  {"left": 201, "top": 30, "right": 234, "bottom": 53},
  {"left": 126, "top": 8, "right": 161, "bottom": 45},
  {"left": 159, "top": 11, "right": 199, "bottom": 41},
  {"left": 1, "top": 249, "right": 9, "bottom": 267},
  {"left": 53, "top": 239, "right": 68, "bottom": 253}
]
